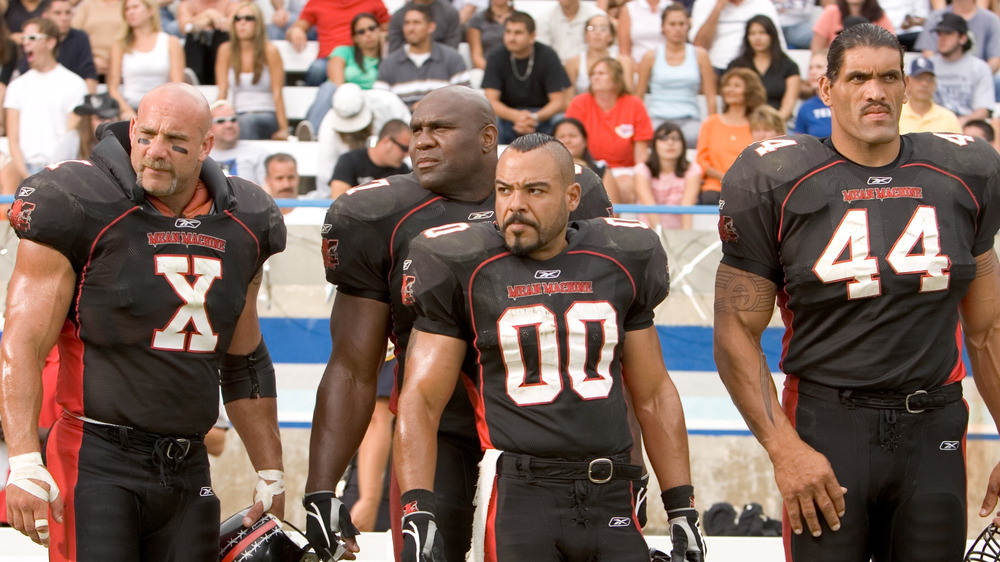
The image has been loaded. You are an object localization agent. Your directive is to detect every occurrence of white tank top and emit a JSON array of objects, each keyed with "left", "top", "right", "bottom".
[
  {"left": 229, "top": 65, "right": 277, "bottom": 114},
  {"left": 121, "top": 32, "right": 171, "bottom": 109}
]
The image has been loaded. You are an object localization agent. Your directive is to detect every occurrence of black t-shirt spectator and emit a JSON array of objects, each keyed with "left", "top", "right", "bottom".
[
  {"left": 331, "top": 147, "right": 411, "bottom": 188},
  {"left": 6, "top": 0, "right": 49, "bottom": 33},
  {"left": 727, "top": 55, "right": 799, "bottom": 112},
  {"left": 482, "top": 41, "right": 569, "bottom": 109}
]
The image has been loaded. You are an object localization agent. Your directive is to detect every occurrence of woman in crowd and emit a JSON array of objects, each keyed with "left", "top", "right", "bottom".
[
  {"left": 634, "top": 121, "right": 701, "bottom": 229},
  {"left": 553, "top": 117, "right": 621, "bottom": 204},
  {"left": 564, "top": 14, "right": 634, "bottom": 98},
  {"left": 215, "top": 1, "right": 288, "bottom": 140},
  {"left": 328, "top": 12, "right": 383, "bottom": 89},
  {"left": 565, "top": 56, "right": 653, "bottom": 203},
  {"left": 72, "top": 0, "right": 125, "bottom": 76},
  {"left": 695, "top": 67, "right": 765, "bottom": 205},
  {"left": 107, "top": 0, "right": 184, "bottom": 119},
  {"left": 617, "top": 0, "right": 669, "bottom": 62},
  {"left": 811, "top": 0, "right": 894, "bottom": 51},
  {"left": 467, "top": 0, "right": 513, "bottom": 70},
  {"left": 726, "top": 15, "right": 799, "bottom": 122},
  {"left": 636, "top": 3, "right": 716, "bottom": 146}
]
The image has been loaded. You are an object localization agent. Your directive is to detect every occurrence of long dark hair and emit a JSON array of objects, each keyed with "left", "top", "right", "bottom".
[
  {"left": 554, "top": 118, "right": 601, "bottom": 173},
  {"left": 351, "top": 13, "right": 382, "bottom": 71},
  {"left": 836, "top": 0, "right": 884, "bottom": 24},
  {"left": 647, "top": 121, "right": 689, "bottom": 178},
  {"left": 732, "top": 15, "right": 785, "bottom": 67}
]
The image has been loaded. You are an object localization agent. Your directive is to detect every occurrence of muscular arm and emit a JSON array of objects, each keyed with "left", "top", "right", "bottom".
[
  {"left": 392, "top": 329, "right": 466, "bottom": 494},
  {"left": 713, "top": 262, "right": 845, "bottom": 537},
  {"left": 958, "top": 250, "right": 1000, "bottom": 523},
  {"left": 305, "top": 293, "right": 390, "bottom": 493}
]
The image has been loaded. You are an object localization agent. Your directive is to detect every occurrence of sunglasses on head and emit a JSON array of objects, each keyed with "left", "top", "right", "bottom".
[
  {"left": 354, "top": 24, "right": 378, "bottom": 36},
  {"left": 233, "top": 14, "right": 256, "bottom": 22},
  {"left": 212, "top": 115, "right": 238, "bottom": 124}
]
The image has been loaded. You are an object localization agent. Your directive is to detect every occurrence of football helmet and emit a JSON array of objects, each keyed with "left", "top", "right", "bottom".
[
  {"left": 966, "top": 523, "right": 1000, "bottom": 562},
  {"left": 220, "top": 508, "right": 319, "bottom": 562}
]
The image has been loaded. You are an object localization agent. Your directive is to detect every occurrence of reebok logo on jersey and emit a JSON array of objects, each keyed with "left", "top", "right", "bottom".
[
  {"left": 469, "top": 211, "right": 494, "bottom": 220},
  {"left": 940, "top": 441, "right": 960, "bottom": 451},
  {"left": 17, "top": 186, "right": 34, "bottom": 197},
  {"left": 175, "top": 218, "right": 201, "bottom": 228},
  {"left": 534, "top": 270, "right": 561, "bottom": 279},
  {"left": 8, "top": 200, "right": 35, "bottom": 233},
  {"left": 507, "top": 281, "right": 593, "bottom": 299},
  {"left": 321, "top": 224, "right": 332, "bottom": 234},
  {"left": 200, "top": 487, "right": 214, "bottom": 496},
  {"left": 867, "top": 177, "right": 892, "bottom": 185},
  {"left": 608, "top": 517, "right": 632, "bottom": 527}
]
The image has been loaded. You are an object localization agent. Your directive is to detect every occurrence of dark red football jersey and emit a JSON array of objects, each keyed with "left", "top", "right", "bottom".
[
  {"left": 720, "top": 133, "right": 1000, "bottom": 391},
  {"left": 9, "top": 136, "right": 286, "bottom": 435},
  {"left": 406, "top": 218, "right": 669, "bottom": 459},
  {"left": 322, "top": 167, "right": 613, "bottom": 431}
]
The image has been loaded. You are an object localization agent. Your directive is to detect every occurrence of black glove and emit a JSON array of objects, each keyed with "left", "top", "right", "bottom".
[
  {"left": 400, "top": 489, "right": 447, "bottom": 562},
  {"left": 633, "top": 473, "right": 649, "bottom": 528},
  {"left": 662, "top": 485, "right": 706, "bottom": 562},
  {"left": 303, "top": 491, "right": 359, "bottom": 561}
]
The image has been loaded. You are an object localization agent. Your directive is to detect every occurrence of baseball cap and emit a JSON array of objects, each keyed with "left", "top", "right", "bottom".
[
  {"left": 329, "top": 83, "right": 373, "bottom": 133},
  {"left": 73, "top": 93, "right": 120, "bottom": 119},
  {"left": 935, "top": 12, "right": 968, "bottom": 35},
  {"left": 909, "top": 56, "right": 935, "bottom": 77}
]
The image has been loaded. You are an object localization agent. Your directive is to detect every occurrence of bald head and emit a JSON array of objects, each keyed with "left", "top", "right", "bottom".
[
  {"left": 419, "top": 86, "right": 496, "bottom": 131},
  {"left": 138, "top": 83, "right": 213, "bottom": 137}
]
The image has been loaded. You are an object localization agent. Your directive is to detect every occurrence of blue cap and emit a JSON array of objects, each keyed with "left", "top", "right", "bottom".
[{"left": 910, "top": 56, "right": 935, "bottom": 77}]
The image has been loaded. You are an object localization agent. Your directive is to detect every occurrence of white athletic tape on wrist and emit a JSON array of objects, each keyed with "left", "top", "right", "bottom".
[
  {"left": 6, "top": 453, "right": 60, "bottom": 503},
  {"left": 254, "top": 469, "right": 285, "bottom": 512}
]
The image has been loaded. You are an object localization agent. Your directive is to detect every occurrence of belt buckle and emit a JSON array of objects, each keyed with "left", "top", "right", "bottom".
[
  {"left": 905, "top": 390, "right": 928, "bottom": 414},
  {"left": 588, "top": 458, "right": 613, "bottom": 484}
]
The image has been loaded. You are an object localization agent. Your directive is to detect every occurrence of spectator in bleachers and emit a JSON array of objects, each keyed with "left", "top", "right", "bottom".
[
  {"left": 6, "top": 0, "right": 48, "bottom": 41},
  {"left": 690, "top": 0, "right": 783, "bottom": 73},
  {"left": 483, "top": 11, "right": 569, "bottom": 143},
  {"left": 314, "top": 82, "right": 410, "bottom": 196},
  {"left": 72, "top": 0, "right": 124, "bottom": 77},
  {"left": 177, "top": 0, "right": 236, "bottom": 85},
  {"left": 553, "top": 116, "right": 621, "bottom": 203},
  {"left": 466, "top": 0, "right": 513, "bottom": 70},
  {"left": 880, "top": 0, "right": 929, "bottom": 50},
  {"left": 107, "top": 0, "right": 184, "bottom": 120},
  {"left": 373, "top": 5, "right": 468, "bottom": 110},
  {"left": 963, "top": 118, "right": 995, "bottom": 144},
  {"left": 387, "top": 0, "right": 461, "bottom": 52},
  {"left": 774, "top": 0, "right": 820, "bottom": 50},
  {"left": 215, "top": 0, "right": 288, "bottom": 140},
  {"left": 793, "top": 50, "right": 832, "bottom": 137},
  {"left": 917, "top": 0, "right": 1000, "bottom": 75},
  {"left": 726, "top": 15, "right": 799, "bottom": 122},
  {"left": 633, "top": 120, "right": 701, "bottom": 229},
  {"left": 454, "top": 0, "right": 485, "bottom": 25},
  {"left": 636, "top": 2, "right": 716, "bottom": 146},
  {"left": 694, "top": 66, "right": 763, "bottom": 204},
  {"left": 266, "top": 0, "right": 309, "bottom": 41},
  {"left": 930, "top": 12, "right": 995, "bottom": 125},
  {"left": 328, "top": 12, "right": 382, "bottom": 89},
  {"left": 1, "top": 17, "right": 87, "bottom": 195},
  {"left": 17, "top": 0, "right": 98, "bottom": 92},
  {"left": 748, "top": 103, "right": 785, "bottom": 141},
  {"left": 537, "top": 0, "right": 607, "bottom": 64},
  {"left": 0, "top": 21, "right": 18, "bottom": 136},
  {"left": 811, "top": 0, "right": 895, "bottom": 51},
  {"left": 73, "top": 92, "right": 120, "bottom": 158},
  {"left": 564, "top": 14, "right": 634, "bottom": 98},
  {"left": 208, "top": 99, "right": 268, "bottom": 185},
  {"left": 262, "top": 153, "right": 329, "bottom": 222},
  {"left": 329, "top": 119, "right": 411, "bottom": 198},
  {"left": 285, "top": 0, "right": 389, "bottom": 86},
  {"left": 565, "top": 56, "right": 652, "bottom": 202},
  {"left": 617, "top": 0, "right": 668, "bottom": 62},
  {"left": 899, "top": 55, "right": 961, "bottom": 133}
]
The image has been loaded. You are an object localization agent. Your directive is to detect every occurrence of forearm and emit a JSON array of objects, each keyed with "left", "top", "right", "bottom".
[
  {"left": 961, "top": 108, "right": 992, "bottom": 125},
  {"left": 692, "top": 7, "right": 723, "bottom": 49},
  {"left": 226, "top": 397, "right": 283, "bottom": 471},
  {"left": 634, "top": 382, "right": 691, "bottom": 490},
  {"left": 486, "top": 91, "right": 520, "bottom": 121},
  {"left": 0, "top": 344, "right": 46, "bottom": 456},
  {"left": 393, "top": 396, "right": 440, "bottom": 494},
  {"left": 355, "top": 400, "right": 393, "bottom": 504},
  {"left": 962, "top": 251, "right": 1000, "bottom": 432},
  {"left": 536, "top": 94, "right": 565, "bottom": 122}
]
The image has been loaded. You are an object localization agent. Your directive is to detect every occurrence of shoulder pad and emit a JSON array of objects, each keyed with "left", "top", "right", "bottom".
[
  {"left": 410, "top": 222, "right": 505, "bottom": 264},
  {"left": 729, "top": 134, "right": 838, "bottom": 190},
  {"left": 327, "top": 173, "right": 431, "bottom": 222},
  {"left": 906, "top": 132, "right": 1000, "bottom": 177},
  {"left": 578, "top": 217, "right": 661, "bottom": 257},
  {"left": 573, "top": 165, "right": 613, "bottom": 220}
]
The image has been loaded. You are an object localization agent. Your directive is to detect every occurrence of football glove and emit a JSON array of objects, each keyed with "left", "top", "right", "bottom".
[
  {"left": 401, "top": 489, "right": 447, "bottom": 562},
  {"left": 663, "top": 485, "right": 705, "bottom": 562},
  {"left": 303, "top": 491, "right": 358, "bottom": 560}
]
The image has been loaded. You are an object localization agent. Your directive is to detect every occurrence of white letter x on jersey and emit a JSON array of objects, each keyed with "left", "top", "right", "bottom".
[{"left": 152, "top": 255, "right": 222, "bottom": 352}]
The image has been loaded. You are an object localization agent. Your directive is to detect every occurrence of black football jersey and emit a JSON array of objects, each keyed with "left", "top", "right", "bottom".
[
  {"left": 406, "top": 218, "right": 669, "bottom": 459},
  {"left": 9, "top": 134, "right": 286, "bottom": 435},
  {"left": 720, "top": 133, "right": 1000, "bottom": 391},
  {"left": 322, "top": 166, "right": 613, "bottom": 431}
]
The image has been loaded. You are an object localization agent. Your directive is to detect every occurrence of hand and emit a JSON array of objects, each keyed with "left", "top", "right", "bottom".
[
  {"left": 401, "top": 510, "right": 446, "bottom": 562},
  {"left": 272, "top": 8, "right": 290, "bottom": 28},
  {"left": 287, "top": 26, "right": 307, "bottom": 51},
  {"left": 271, "top": 128, "right": 290, "bottom": 141},
  {"left": 244, "top": 469, "right": 285, "bottom": 527},
  {"left": 668, "top": 508, "right": 706, "bottom": 562},
  {"left": 979, "top": 459, "right": 1000, "bottom": 525},
  {"left": 771, "top": 443, "right": 846, "bottom": 537},
  {"left": 303, "top": 491, "right": 360, "bottom": 561},
  {"left": 5, "top": 453, "right": 64, "bottom": 547},
  {"left": 349, "top": 496, "right": 380, "bottom": 532}
]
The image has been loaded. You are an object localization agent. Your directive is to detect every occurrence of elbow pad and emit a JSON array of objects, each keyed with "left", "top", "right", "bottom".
[{"left": 220, "top": 339, "right": 277, "bottom": 402}]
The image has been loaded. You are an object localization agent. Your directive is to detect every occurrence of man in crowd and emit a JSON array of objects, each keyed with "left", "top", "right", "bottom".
[
  {"left": 329, "top": 119, "right": 411, "bottom": 198},
  {"left": 928, "top": 12, "right": 995, "bottom": 126},
  {"left": 899, "top": 55, "right": 961, "bottom": 134},
  {"left": 209, "top": 100, "right": 268, "bottom": 186},
  {"left": 262, "top": 153, "right": 327, "bottom": 224},
  {"left": 374, "top": 5, "right": 469, "bottom": 110},
  {"left": 0, "top": 82, "right": 286, "bottom": 560},
  {"left": 18, "top": 0, "right": 97, "bottom": 92},
  {"left": 715, "top": 24, "right": 1000, "bottom": 561},
  {"left": 917, "top": 0, "right": 1000, "bottom": 75},
  {"left": 483, "top": 12, "right": 569, "bottom": 144},
  {"left": 395, "top": 133, "right": 703, "bottom": 562},
  {"left": 386, "top": 0, "right": 461, "bottom": 52}
]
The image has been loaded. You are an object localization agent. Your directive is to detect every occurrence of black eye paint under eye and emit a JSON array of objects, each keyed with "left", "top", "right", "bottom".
[{"left": 172, "top": 146, "right": 188, "bottom": 154}]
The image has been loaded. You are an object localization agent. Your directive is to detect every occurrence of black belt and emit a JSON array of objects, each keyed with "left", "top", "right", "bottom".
[
  {"left": 497, "top": 452, "right": 641, "bottom": 484},
  {"left": 797, "top": 379, "right": 963, "bottom": 414},
  {"left": 78, "top": 417, "right": 204, "bottom": 484}
]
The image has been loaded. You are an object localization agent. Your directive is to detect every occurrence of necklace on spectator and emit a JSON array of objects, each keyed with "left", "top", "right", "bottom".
[{"left": 511, "top": 50, "right": 534, "bottom": 81}]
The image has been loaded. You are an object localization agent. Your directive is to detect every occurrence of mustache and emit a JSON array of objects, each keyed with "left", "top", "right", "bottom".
[
  {"left": 502, "top": 212, "right": 538, "bottom": 230},
  {"left": 862, "top": 101, "right": 891, "bottom": 114},
  {"left": 141, "top": 159, "right": 174, "bottom": 173}
]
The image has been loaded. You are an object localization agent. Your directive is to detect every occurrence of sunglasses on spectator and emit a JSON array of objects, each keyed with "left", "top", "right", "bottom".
[
  {"left": 233, "top": 15, "right": 256, "bottom": 22},
  {"left": 22, "top": 33, "right": 47, "bottom": 42},
  {"left": 354, "top": 24, "right": 379, "bottom": 36},
  {"left": 388, "top": 137, "right": 409, "bottom": 152},
  {"left": 586, "top": 25, "right": 610, "bottom": 32},
  {"left": 212, "top": 115, "right": 238, "bottom": 124}
]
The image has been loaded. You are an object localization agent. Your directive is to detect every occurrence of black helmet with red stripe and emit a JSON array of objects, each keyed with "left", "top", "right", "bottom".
[{"left": 220, "top": 508, "right": 319, "bottom": 562}]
